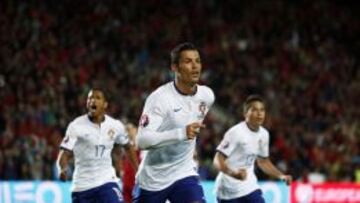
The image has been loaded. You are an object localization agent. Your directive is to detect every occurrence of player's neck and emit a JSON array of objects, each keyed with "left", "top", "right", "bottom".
[
  {"left": 174, "top": 80, "right": 197, "bottom": 95},
  {"left": 88, "top": 114, "right": 105, "bottom": 125},
  {"left": 246, "top": 122, "right": 259, "bottom": 132}
]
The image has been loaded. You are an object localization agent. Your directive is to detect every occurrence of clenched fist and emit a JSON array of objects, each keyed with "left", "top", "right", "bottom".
[{"left": 186, "top": 122, "right": 205, "bottom": 139}]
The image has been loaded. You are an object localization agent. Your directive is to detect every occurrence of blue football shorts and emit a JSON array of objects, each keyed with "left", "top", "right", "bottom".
[
  {"left": 133, "top": 176, "right": 206, "bottom": 203},
  {"left": 72, "top": 182, "right": 124, "bottom": 203},
  {"left": 217, "top": 189, "right": 265, "bottom": 203}
]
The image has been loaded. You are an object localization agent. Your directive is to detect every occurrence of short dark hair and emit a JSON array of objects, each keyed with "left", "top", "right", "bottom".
[
  {"left": 170, "top": 42, "right": 199, "bottom": 64},
  {"left": 88, "top": 84, "right": 108, "bottom": 101},
  {"left": 243, "top": 94, "right": 265, "bottom": 113}
]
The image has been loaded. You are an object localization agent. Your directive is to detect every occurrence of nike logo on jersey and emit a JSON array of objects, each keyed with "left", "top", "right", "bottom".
[{"left": 173, "top": 108, "right": 182, "bottom": 112}]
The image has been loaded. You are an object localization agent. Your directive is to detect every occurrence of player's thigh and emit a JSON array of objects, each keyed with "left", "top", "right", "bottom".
[
  {"left": 132, "top": 184, "right": 168, "bottom": 203},
  {"left": 97, "top": 182, "right": 124, "bottom": 203},
  {"left": 72, "top": 190, "right": 97, "bottom": 203},
  {"left": 168, "top": 176, "right": 206, "bottom": 203},
  {"left": 217, "top": 198, "right": 239, "bottom": 203},
  {"left": 218, "top": 189, "right": 265, "bottom": 203},
  {"left": 245, "top": 189, "right": 265, "bottom": 203}
]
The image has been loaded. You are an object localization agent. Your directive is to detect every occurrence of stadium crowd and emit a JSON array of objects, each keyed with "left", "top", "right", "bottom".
[{"left": 0, "top": 0, "right": 359, "bottom": 183}]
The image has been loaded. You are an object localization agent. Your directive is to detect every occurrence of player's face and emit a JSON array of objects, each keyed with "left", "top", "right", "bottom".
[
  {"left": 174, "top": 50, "right": 202, "bottom": 85},
  {"left": 245, "top": 101, "right": 266, "bottom": 128},
  {"left": 86, "top": 90, "right": 107, "bottom": 118}
]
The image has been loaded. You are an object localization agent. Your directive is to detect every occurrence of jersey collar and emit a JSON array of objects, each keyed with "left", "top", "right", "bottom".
[
  {"left": 245, "top": 122, "right": 260, "bottom": 132},
  {"left": 87, "top": 114, "right": 106, "bottom": 125},
  {"left": 173, "top": 81, "right": 198, "bottom": 96}
]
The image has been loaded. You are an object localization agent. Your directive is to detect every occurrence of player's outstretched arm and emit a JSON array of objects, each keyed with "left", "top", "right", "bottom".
[
  {"left": 137, "top": 127, "right": 187, "bottom": 149},
  {"left": 256, "top": 157, "right": 292, "bottom": 185},
  {"left": 137, "top": 121, "right": 205, "bottom": 150},
  {"left": 213, "top": 152, "right": 247, "bottom": 180},
  {"left": 136, "top": 97, "right": 187, "bottom": 149},
  {"left": 56, "top": 149, "right": 73, "bottom": 181}
]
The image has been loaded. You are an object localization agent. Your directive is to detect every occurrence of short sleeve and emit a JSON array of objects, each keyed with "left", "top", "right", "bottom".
[
  {"left": 115, "top": 121, "right": 129, "bottom": 145},
  {"left": 202, "top": 86, "right": 215, "bottom": 107},
  {"left": 216, "top": 129, "right": 237, "bottom": 157},
  {"left": 60, "top": 123, "right": 78, "bottom": 151},
  {"left": 207, "top": 87, "right": 215, "bottom": 106},
  {"left": 258, "top": 131, "right": 269, "bottom": 158}
]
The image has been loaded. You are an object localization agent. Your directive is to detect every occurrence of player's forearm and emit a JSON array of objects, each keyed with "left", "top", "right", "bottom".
[
  {"left": 216, "top": 163, "right": 234, "bottom": 177},
  {"left": 257, "top": 158, "right": 284, "bottom": 179},
  {"left": 136, "top": 127, "right": 187, "bottom": 149},
  {"left": 213, "top": 153, "right": 233, "bottom": 176},
  {"left": 56, "top": 150, "right": 71, "bottom": 173},
  {"left": 111, "top": 145, "right": 123, "bottom": 177}
]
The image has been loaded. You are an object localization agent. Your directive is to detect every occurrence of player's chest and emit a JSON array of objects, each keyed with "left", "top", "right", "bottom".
[
  {"left": 78, "top": 125, "right": 117, "bottom": 146},
  {"left": 238, "top": 136, "right": 262, "bottom": 154},
  {"left": 167, "top": 97, "right": 209, "bottom": 124}
]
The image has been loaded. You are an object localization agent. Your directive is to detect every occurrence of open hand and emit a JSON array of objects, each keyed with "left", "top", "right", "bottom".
[
  {"left": 59, "top": 170, "right": 68, "bottom": 181},
  {"left": 279, "top": 174, "right": 293, "bottom": 185}
]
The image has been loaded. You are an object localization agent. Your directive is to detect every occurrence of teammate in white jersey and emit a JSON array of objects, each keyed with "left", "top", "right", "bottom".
[
  {"left": 56, "top": 89, "right": 138, "bottom": 203},
  {"left": 214, "top": 95, "right": 292, "bottom": 203},
  {"left": 133, "top": 42, "right": 215, "bottom": 203}
]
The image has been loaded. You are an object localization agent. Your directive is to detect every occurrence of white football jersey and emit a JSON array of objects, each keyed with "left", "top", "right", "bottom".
[
  {"left": 136, "top": 81, "right": 215, "bottom": 191},
  {"left": 214, "top": 121, "right": 269, "bottom": 200},
  {"left": 60, "top": 114, "right": 129, "bottom": 192}
]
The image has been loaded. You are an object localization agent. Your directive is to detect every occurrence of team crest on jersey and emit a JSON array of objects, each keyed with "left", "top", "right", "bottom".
[
  {"left": 139, "top": 114, "right": 149, "bottom": 127},
  {"left": 198, "top": 101, "right": 207, "bottom": 119},
  {"left": 108, "top": 129, "right": 115, "bottom": 139}
]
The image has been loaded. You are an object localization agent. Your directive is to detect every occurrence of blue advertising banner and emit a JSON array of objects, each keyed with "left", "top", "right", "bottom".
[
  {"left": 0, "top": 181, "right": 289, "bottom": 203},
  {"left": 202, "top": 181, "right": 289, "bottom": 203},
  {"left": 0, "top": 181, "right": 71, "bottom": 203}
]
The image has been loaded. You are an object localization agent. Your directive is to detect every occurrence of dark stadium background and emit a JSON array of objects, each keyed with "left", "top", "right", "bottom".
[{"left": 0, "top": 0, "right": 359, "bottom": 202}]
